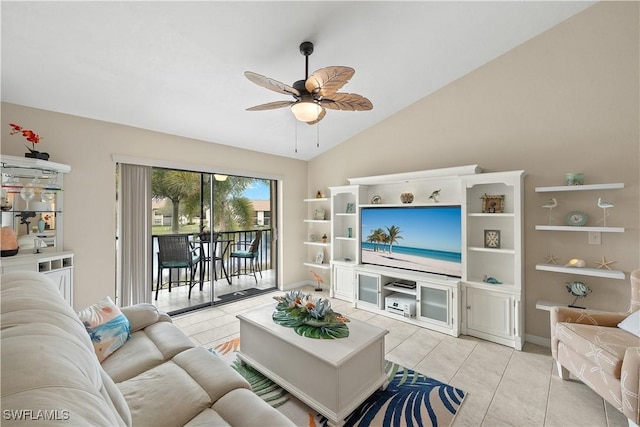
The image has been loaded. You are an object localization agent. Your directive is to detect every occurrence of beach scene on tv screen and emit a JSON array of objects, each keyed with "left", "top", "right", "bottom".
[{"left": 361, "top": 206, "right": 462, "bottom": 278}]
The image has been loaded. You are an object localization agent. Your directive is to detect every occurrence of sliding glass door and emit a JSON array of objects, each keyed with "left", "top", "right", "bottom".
[{"left": 149, "top": 168, "right": 277, "bottom": 315}]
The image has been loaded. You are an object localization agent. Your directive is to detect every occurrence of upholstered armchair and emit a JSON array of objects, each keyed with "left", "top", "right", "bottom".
[{"left": 550, "top": 269, "right": 640, "bottom": 425}]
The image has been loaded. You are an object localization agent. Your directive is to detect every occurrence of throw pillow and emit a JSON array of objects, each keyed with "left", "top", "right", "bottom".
[
  {"left": 618, "top": 310, "right": 640, "bottom": 338},
  {"left": 78, "top": 297, "right": 131, "bottom": 362}
]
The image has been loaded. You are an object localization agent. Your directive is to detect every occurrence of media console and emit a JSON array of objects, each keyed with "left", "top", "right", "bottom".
[
  {"left": 323, "top": 166, "right": 525, "bottom": 349},
  {"left": 354, "top": 263, "right": 460, "bottom": 336}
]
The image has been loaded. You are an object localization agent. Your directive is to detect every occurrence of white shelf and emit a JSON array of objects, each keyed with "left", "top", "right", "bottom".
[
  {"left": 303, "top": 219, "right": 330, "bottom": 224},
  {"left": 303, "top": 262, "right": 331, "bottom": 270},
  {"left": 535, "top": 299, "right": 598, "bottom": 312},
  {"left": 303, "top": 241, "right": 330, "bottom": 247},
  {"left": 360, "top": 202, "right": 459, "bottom": 209},
  {"left": 304, "top": 198, "right": 329, "bottom": 202},
  {"left": 535, "top": 300, "right": 565, "bottom": 311},
  {"left": 466, "top": 278, "right": 517, "bottom": 289},
  {"left": 535, "top": 225, "right": 624, "bottom": 232},
  {"left": 335, "top": 237, "right": 356, "bottom": 241},
  {"left": 535, "top": 264, "right": 625, "bottom": 279},
  {"left": 468, "top": 213, "right": 514, "bottom": 217},
  {"left": 383, "top": 284, "right": 417, "bottom": 296},
  {"left": 535, "top": 183, "right": 624, "bottom": 192},
  {"left": 468, "top": 246, "right": 515, "bottom": 254},
  {"left": 335, "top": 212, "right": 356, "bottom": 216}
]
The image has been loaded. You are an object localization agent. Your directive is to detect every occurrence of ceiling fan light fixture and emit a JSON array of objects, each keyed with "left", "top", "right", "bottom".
[{"left": 291, "top": 101, "right": 321, "bottom": 123}]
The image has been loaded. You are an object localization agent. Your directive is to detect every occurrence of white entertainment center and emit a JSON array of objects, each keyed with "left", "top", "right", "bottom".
[{"left": 306, "top": 165, "right": 525, "bottom": 350}]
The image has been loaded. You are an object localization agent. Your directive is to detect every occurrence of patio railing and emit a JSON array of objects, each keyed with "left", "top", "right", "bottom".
[{"left": 152, "top": 228, "right": 272, "bottom": 287}]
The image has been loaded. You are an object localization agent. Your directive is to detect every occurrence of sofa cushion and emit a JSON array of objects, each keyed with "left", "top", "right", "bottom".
[
  {"left": 1, "top": 323, "right": 130, "bottom": 426},
  {"left": 102, "top": 321, "right": 194, "bottom": 383},
  {"left": 212, "top": 388, "right": 297, "bottom": 427},
  {"left": 120, "top": 303, "right": 170, "bottom": 333},
  {"left": 556, "top": 322, "right": 639, "bottom": 378},
  {"left": 78, "top": 297, "right": 131, "bottom": 362},
  {"left": 183, "top": 408, "right": 230, "bottom": 426},
  {"left": 118, "top": 360, "right": 212, "bottom": 426}
]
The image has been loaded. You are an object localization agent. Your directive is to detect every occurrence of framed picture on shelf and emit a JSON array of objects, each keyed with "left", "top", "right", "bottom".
[
  {"left": 484, "top": 230, "right": 501, "bottom": 248},
  {"left": 313, "top": 209, "right": 326, "bottom": 220},
  {"left": 481, "top": 194, "right": 505, "bottom": 213},
  {"left": 315, "top": 250, "right": 324, "bottom": 264},
  {"left": 345, "top": 202, "right": 355, "bottom": 213}
]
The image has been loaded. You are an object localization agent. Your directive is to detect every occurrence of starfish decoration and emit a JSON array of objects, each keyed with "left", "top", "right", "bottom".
[
  {"left": 594, "top": 256, "right": 615, "bottom": 270},
  {"left": 544, "top": 253, "right": 560, "bottom": 264}
]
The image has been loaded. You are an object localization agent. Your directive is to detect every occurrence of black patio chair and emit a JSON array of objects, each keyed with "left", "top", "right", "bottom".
[
  {"left": 155, "top": 234, "right": 201, "bottom": 300},
  {"left": 229, "top": 230, "right": 262, "bottom": 284}
]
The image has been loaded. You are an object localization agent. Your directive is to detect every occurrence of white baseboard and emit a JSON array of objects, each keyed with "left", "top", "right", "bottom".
[
  {"left": 281, "top": 280, "right": 321, "bottom": 291},
  {"left": 525, "top": 334, "right": 550, "bottom": 348}
]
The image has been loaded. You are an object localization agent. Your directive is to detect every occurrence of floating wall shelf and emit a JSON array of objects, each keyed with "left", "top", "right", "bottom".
[{"left": 535, "top": 263, "right": 625, "bottom": 280}]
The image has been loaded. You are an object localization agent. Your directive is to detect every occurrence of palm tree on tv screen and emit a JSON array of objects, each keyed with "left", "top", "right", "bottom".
[
  {"left": 386, "top": 225, "right": 403, "bottom": 253},
  {"left": 366, "top": 228, "right": 387, "bottom": 252}
]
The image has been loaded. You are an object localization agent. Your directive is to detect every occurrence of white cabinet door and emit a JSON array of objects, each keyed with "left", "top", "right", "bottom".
[
  {"left": 416, "top": 281, "right": 460, "bottom": 337},
  {"left": 465, "top": 287, "right": 514, "bottom": 342},
  {"left": 332, "top": 264, "right": 354, "bottom": 302},
  {"left": 45, "top": 268, "right": 73, "bottom": 307}
]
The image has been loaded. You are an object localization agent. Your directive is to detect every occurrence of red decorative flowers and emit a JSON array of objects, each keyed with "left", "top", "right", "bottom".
[{"left": 9, "top": 123, "right": 42, "bottom": 151}]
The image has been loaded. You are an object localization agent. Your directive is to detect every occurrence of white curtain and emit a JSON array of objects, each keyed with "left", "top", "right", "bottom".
[{"left": 117, "top": 163, "right": 152, "bottom": 306}]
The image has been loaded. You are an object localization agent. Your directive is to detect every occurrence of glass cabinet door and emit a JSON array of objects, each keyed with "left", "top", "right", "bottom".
[
  {"left": 417, "top": 283, "right": 450, "bottom": 325},
  {"left": 1, "top": 162, "right": 63, "bottom": 253},
  {"left": 357, "top": 273, "right": 380, "bottom": 306}
]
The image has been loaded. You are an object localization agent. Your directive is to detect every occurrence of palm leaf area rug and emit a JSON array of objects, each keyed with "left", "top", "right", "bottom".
[{"left": 211, "top": 338, "right": 466, "bottom": 427}]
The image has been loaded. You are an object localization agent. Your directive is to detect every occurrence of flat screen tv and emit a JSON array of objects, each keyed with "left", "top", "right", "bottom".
[{"left": 360, "top": 205, "right": 462, "bottom": 278}]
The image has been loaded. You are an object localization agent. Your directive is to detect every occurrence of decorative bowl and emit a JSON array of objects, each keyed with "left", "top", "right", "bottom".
[{"left": 400, "top": 192, "right": 414, "bottom": 204}]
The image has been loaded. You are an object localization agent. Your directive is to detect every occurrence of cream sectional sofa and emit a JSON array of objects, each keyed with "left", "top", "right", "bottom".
[{"left": 0, "top": 271, "right": 294, "bottom": 426}]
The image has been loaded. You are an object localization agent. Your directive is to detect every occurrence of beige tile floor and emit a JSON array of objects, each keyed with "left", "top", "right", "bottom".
[{"left": 172, "top": 286, "right": 628, "bottom": 427}]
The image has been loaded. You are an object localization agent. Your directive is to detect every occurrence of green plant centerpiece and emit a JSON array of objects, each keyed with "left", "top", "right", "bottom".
[{"left": 272, "top": 290, "right": 349, "bottom": 339}]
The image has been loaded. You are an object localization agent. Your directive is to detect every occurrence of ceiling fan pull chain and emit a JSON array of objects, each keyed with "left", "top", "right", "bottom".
[
  {"left": 294, "top": 119, "right": 298, "bottom": 153},
  {"left": 316, "top": 122, "right": 320, "bottom": 148}
]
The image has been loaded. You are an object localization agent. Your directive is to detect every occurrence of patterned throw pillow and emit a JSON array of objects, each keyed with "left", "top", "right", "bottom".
[
  {"left": 618, "top": 310, "right": 640, "bottom": 338},
  {"left": 77, "top": 297, "right": 131, "bottom": 362}
]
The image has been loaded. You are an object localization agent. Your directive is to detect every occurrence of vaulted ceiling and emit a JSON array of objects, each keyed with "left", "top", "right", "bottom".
[{"left": 1, "top": 1, "right": 594, "bottom": 160}]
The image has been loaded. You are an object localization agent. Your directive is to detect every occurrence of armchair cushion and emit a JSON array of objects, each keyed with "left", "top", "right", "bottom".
[
  {"left": 618, "top": 310, "right": 640, "bottom": 337},
  {"left": 555, "top": 322, "right": 638, "bottom": 377}
]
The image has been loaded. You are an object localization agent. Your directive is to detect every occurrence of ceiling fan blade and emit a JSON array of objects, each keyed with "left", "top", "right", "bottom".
[
  {"left": 244, "top": 71, "right": 300, "bottom": 97},
  {"left": 320, "top": 93, "right": 373, "bottom": 111},
  {"left": 306, "top": 106, "right": 326, "bottom": 125},
  {"left": 305, "top": 66, "right": 355, "bottom": 97},
  {"left": 246, "top": 100, "right": 295, "bottom": 111}
]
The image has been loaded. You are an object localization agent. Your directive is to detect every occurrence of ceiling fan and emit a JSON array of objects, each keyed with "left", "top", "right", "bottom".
[{"left": 244, "top": 41, "right": 373, "bottom": 125}]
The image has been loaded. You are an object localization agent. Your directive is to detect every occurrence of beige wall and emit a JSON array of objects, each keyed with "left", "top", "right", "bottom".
[
  {"left": 1, "top": 104, "right": 308, "bottom": 309},
  {"left": 308, "top": 2, "right": 639, "bottom": 340}
]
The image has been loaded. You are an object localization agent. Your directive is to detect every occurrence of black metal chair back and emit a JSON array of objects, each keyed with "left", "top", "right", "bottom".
[{"left": 155, "top": 234, "right": 200, "bottom": 300}]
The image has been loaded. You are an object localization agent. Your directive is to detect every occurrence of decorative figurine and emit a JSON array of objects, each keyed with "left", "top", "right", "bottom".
[
  {"left": 594, "top": 255, "right": 616, "bottom": 270},
  {"left": 544, "top": 253, "right": 560, "bottom": 264},
  {"left": 597, "top": 198, "right": 614, "bottom": 227},
  {"left": 311, "top": 271, "right": 324, "bottom": 292},
  {"left": 541, "top": 198, "right": 557, "bottom": 225},
  {"left": 566, "top": 281, "right": 591, "bottom": 308},
  {"left": 483, "top": 275, "right": 502, "bottom": 284},
  {"left": 428, "top": 189, "right": 441, "bottom": 203},
  {"left": 564, "top": 258, "right": 586, "bottom": 268},
  {"left": 315, "top": 190, "right": 324, "bottom": 199},
  {"left": 400, "top": 192, "right": 414, "bottom": 204}
]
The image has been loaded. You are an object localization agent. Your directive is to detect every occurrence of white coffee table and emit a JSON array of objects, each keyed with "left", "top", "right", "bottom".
[{"left": 237, "top": 304, "right": 388, "bottom": 427}]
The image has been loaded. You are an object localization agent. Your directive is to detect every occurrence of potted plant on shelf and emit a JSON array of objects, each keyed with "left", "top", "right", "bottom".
[{"left": 9, "top": 124, "right": 49, "bottom": 160}]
